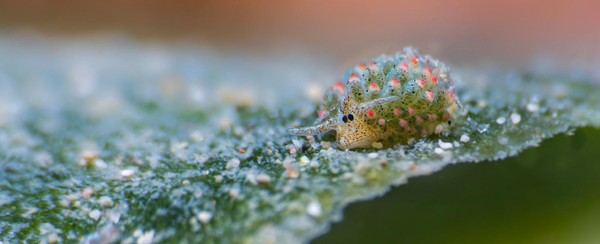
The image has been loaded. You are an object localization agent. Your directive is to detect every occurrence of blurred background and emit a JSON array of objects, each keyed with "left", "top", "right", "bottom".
[
  {"left": 1, "top": 1, "right": 599, "bottom": 243},
  {"left": 1, "top": 0, "right": 599, "bottom": 67}
]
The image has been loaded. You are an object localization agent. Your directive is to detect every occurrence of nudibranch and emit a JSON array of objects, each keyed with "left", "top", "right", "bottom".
[{"left": 288, "top": 47, "right": 462, "bottom": 150}]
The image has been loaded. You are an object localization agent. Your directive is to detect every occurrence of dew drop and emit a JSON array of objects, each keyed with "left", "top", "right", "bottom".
[
  {"left": 526, "top": 102, "right": 540, "bottom": 113},
  {"left": 510, "top": 113, "right": 522, "bottom": 124},
  {"left": 306, "top": 201, "right": 322, "bottom": 218},
  {"left": 496, "top": 116, "right": 506, "bottom": 124},
  {"left": 460, "top": 134, "right": 470, "bottom": 143},
  {"left": 477, "top": 123, "right": 489, "bottom": 133}
]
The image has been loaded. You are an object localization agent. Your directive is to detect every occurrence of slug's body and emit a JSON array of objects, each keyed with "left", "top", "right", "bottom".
[{"left": 289, "top": 47, "right": 462, "bottom": 149}]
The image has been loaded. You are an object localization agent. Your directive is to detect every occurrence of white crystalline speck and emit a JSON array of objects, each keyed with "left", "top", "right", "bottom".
[
  {"left": 137, "top": 230, "right": 155, "bottom": 244},
  {"left": 438, "top": 140, "right": 453, "bottom": 149},
  {"left": 256, "top": 174, "right": 271, "bottom": 185},
  {"left": 226, "top": 158, "right": 240, "bottom": 169},
  {"left": 367, "top": 152, "right": 378, "bottom": 159},
  {"left": 59, "top": 198, "right": 70, "bottom": 208},
  {"left": 190, "top": 131, "right": 204, "bottom": 142},
  {"left": 460, "top": 134, "right": 470, "bottom": 143},
  {"left": 94, "top": 159, "right": 108, "bottom": 169},
  {"left": 510, "top": 113, "right": 522, "bottom": 124},
  {"left": 194, "top": 154, "right": 209, "bottom": 165},
  {"left": 292, "top": 139, "right": 303, "bottom": 150},
  {"left": 82, "top": 187, "right": 94, "bottom": 199},
  {"left": 48, "top": 232, "right": 59, "bottom": 243},
  {"left": 477, "top": 124, "right": 489, "bottom": 133},
  {"left": 120, "top": 169, "right": 135, "bottom": 179},
  {"left": 527, "top": 102, "right": 540, "bottom": 113},
  {"left": 496, "top": 117, "right": 506, "bottom": 124},
  {"left": 306, "top": 201, "right": 322, "bottom": 218},
  {"left": 197, "top": 211, "right": 213, "bottom": 224},
  {"left": 99, "top": 196, "right": 114, "bottom": 208},
  {"left": 298, "top": 156, "right": 310, "bottom": 166},
  {"left": 88, "top": 209, "right": 102, "bottom": 221},
  {"left": 229, "top": 188, "right": 240, "bottom": 199},
  {"left": 434, "top": 148, "right": 444, "bottom": 155}
]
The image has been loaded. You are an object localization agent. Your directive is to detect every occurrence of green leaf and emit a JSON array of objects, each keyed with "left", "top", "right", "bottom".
[{"left": 0, "top": 37, "right": 598, "bottom": 243}]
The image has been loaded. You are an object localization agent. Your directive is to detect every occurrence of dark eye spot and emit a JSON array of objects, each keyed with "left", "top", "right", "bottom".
[
  {"left": 448, "top": 120, "right": 452, "bottom": 125},
  {"left": 342, "top": 115, "right": 348, "bottom": 123},
  {"left": 348, "top": 114, "right": 354, "bottom": 121}
]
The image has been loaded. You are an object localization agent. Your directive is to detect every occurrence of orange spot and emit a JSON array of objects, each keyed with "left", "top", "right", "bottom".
[
  {"left": 378, "top": 119, "right": 386, "bottom": 125},
  {"left": 416, "top": 116, "right": 423, "bottom": 124},
  {"left": 369, "top": 82, "right": 380, "bottom": 91},
  {"left": 417, "top": 79, "right": 426, "bottom": 88},
  {"left": 428, "top": 114, "right": 438, "bottom": 120},
  {"left": 349, "top": 73, "right": 359, "bottom": 83},
  {"left": 318, "top": 110, "right": 326, "bottom": 118},
  {"left": 357, "top": 64, "right": 367, "bottom": 72},
  {"left": 425, "top": 67, "right": 438, "bottom": 85},
  {"left": 426, "top": 91, "right": 435, "bottom": 102},
  {"left": 333, "top": 82, "right": 346, "bottom": 93},
  {"left": 239, "top": 148, "right": 246, "bottom": 153},
  {"left": 394, "top": 108, "right": 402, "bottom": 116},
  {"left": 411, "top": 57, "right": 419, "bottom": 67},
  {"left": 424, "top": 67, "right": 433, "bottom": 78},
  {"left": 367, "top": 109, "right": 376, "bottom": 118},
  {"left": 389, "top": 79, "right": 400, "bottom": 88},
  {"left": 398, "top": 62, "right": 409, "bottom": 71},
  {"left": 409, "top": 108, "right": 415, "bottom": 115},
  {"left": 399, "top": 119, "right": 408, "bottom": 127}
]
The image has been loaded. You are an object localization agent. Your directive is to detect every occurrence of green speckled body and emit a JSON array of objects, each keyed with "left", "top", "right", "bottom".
[{"left": 289, "top": 47, "right": 461, "bottom": 149}]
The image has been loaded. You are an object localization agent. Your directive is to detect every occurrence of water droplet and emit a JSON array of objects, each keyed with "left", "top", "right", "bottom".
[
  {"left": 197, "top": 211, "right": 213, "bottom": 224},
  {"left": 298, "top": 156, "right": 310, "bottom": 166},
  {"left": 496, "top": 116, "right": 506, "bottom": 124},
  {"left": 256, "top": 174, "right": 271, "bottom": 185},
  {"left": 460, "top": 134, "right": 470, "bottom": 143},
  {"left": 367, "top": 152, "right": 379, "bottom": 159},
  {"left": 477, "top": 124, "right": 489, "bottom": 133},
  {"left": 510, "top": 113, "right": 522, "bottom": 124},
  {"left": 88, "top": 209, "right": 102, "bottom": 221},
  {"left": 306, "top": 201, "right": 322, "bottom": 218},
  {"left": 226, "top": 158, "right": 240, "bottom": 169},
  {"left": 438, "top": 140, "right": 453, "bottom": 149},
  {"left": 120, "top": 169, "right": 135, "bottom": 179},
  {"left": 526, "top": 102, "right": 540, "bottom": 113}
]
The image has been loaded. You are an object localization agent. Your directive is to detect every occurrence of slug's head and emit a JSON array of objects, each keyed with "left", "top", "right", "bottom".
[
  {"left": 334, "top": 101, "right": 377, "bottom": 149},
  {"left": 288, "top": 98, "right": 379, "bottom": 150}
]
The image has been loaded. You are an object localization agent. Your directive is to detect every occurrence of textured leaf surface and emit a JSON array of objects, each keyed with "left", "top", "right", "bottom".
[{"left": 0, "top": 37, "right": 599, "bottom": 243}]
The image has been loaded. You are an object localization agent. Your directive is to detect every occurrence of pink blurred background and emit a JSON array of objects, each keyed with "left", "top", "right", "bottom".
[{"left": 1, "top": 0, "right": 598, "bottom": 65}]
